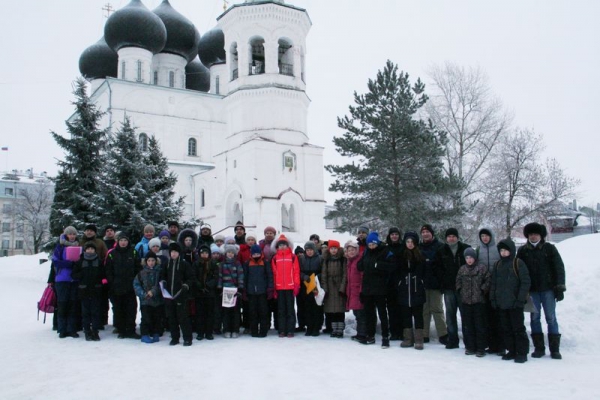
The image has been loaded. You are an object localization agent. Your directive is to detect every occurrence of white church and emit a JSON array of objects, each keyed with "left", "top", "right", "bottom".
[{"left": 78, "top": 0, "right": 329, "bottom": 241}]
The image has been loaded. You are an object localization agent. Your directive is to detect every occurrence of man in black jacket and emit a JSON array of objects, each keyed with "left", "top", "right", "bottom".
[
  {"left": 516, "top": 222, "right": 566, "bottom": 359},
  {"left": 434, "top": 228, "right": 471, "bottom": 349}
]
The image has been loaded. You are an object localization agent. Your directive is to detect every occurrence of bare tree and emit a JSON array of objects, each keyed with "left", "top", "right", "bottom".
[
  {"left": 13, "top": 182, "right": 53, "bottom": 254},
  {"left": 482, "top": 128, "right": 579, "bottom": 237},
  {"left": 427, "top": 62, "right": 512, "bottom": 208}
]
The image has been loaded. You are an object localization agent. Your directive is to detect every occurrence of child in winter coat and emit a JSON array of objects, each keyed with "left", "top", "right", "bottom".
[
  {"left": 271, "top": 234, "right": 300, "bottom": 338},
  {"left": 300, "top": 241, "right": 322, "bottom": 337},
  {"left": 321, "top": 240, "right": 347, "bottom": 338},
  {"left": 178, "top": 229, "right": 199, "bottom": 265},
  {"left": 135, "top": 224, "right": 155, "bottom": 260},
  {"left": 106, "top": 232, "right": 141, "bottom": 339},
  {"left": 243, "top": 244, "right": 274, "bottom": 337},
  {"left": 133, "top": 251, "right": 163, "bottom": 343},
  {"left": 193, "top": 245, "right": 219, "bottom": 340},
  {"left": 343, "top": 240, "right": 364, "bottom": 342},
  {"left": 396, "top": 232, "right": 427, "bottom": 350},
  {"left": 490, "top": 238, "right": 531, "bottom": 363},
  {"left": 51, "top": 226, "right": 81, "bottom": 339},
  {"left": 456, "top": 248, "right": 491, "bottom": 357},
  {"left": 72, "top": 242, "right": 106, "bottom": 341},
  {"left": 218, "top": 244, "right": 244, "bottom": 338},
  {"left": 160, "top": 242, "right": 195, "bottom": 346}
]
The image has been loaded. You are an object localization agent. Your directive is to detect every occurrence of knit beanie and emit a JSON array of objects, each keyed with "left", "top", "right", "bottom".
[
  {"left": 158, "top": 230, "right": 170, "bottom": 239},
  {"left": 328, "top": 240, "right": 340, "bottom": 249},
  {"left": 344, "top": 240, "right": 359, "bottom": 249},
  {"left": 246, "top": 231, "right": 257, "bottom": 241},
  {"left": 358, "top": 226, "right": 370, "bottom": 234},
  {"left": 63, "top": 226, "right": 78, "bottom": 236},
  {"left": 421, "top": 224, "right": 435, "bottom": 237},
  {"left": 403, "top": 231, "right": 420, "bottom": 244},
  {"left": 84, "top": 242, "right": 97, "bottom": 250},
  {"left": 366, "top": 232, "right": 380, "bottom": 245},
  {"left": 464, "top": 247, "right": 477, "bottom": 260},
  {"left": 145, "top": 251, "right": 158, "bottom": 261},
  {"left": 84, "top": 224, "right": 97, "bottom": 233},
  {"left": 199, "top": 245, "right": 211, "bottom": 254},
  {"left": 304, "top": 241, "right": 317, "bottom": 252},
  {"left": 214, "top": 234, "right": 225, "bottom": 242},
  {"left": 388, "top": 227, "right": 401, "bottom": 235},
  {"left": 294, "top": 246, "right": 305, "bottom": 255},
  {"left": 224, "top": 244, "right": 239, "bottom": 256},
  {"left": 234, "top": 221, "right": 245, "bottom": 232},
  {"left": 210, "top": 243, "right": 222, "bottom": 254},
  {"left": 445, "top": 228, "right": 459, "bottom": 238},
  {"left": 250, "top": 244, "right": 262, "bottom": 255},
  {"left": 264, "top": 226, "right": 277, "bottom": 235},
  {"left": 148, "top": 238, "right": 161, "bottom": 249},
  {"left": 144, "top": 224, "right": 155, "bottom": 234},
  {"left": 168, "top": 242, "right": 181, "bottom": 253}
]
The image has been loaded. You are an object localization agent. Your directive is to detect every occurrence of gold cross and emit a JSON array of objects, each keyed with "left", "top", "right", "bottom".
[{"left": 102, "top": 3, "right": 114, "bottom": 18}]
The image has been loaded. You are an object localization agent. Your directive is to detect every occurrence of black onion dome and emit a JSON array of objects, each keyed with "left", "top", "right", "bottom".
[
  {"left": 104, "top": 0, "right": 167, "bottom": 54},
  {"left": 79, "top": 37, "right": 118, "bottom": 80},
  {"left": 198, "top": 28, "right": 226, "bottom": 67},
  {"left": 185, "top": 58, "right": 210, "bottom": 92},
  {"left": 153, "top": 0, "right": 200, "bottom": 62}
]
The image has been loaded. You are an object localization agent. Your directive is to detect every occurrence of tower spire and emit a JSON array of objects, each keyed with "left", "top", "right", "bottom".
[{"left": 102, "top": 3, "right": 114, "bottom": 18}]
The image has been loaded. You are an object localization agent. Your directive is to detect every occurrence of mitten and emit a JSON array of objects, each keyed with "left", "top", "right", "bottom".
[
  {"left": 101, "top": 278, "right": 108, "bottom": 285},
  {"left": 554, "top": 285, "right": 566, "bottom": 302},
  {"left": 293, "top": 287, "right": 300, "bottom": 297}
]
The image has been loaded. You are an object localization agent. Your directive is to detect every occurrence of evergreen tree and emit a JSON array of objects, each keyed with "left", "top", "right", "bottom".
[
  {"left": 49, "top": 79, "right": 109, "bottom": 236},
  {"left": 95, "top": 117, "right": 149, "bottom": 240},
  {"left": 326, "top": 60, "right": 460, "bottom": 232},
  {"left": 142, "top": 135, "right": 185, "bottom": 228}
]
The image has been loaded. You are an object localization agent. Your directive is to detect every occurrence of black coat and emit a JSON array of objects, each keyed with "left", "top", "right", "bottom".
[
  {"left": 192, "top": 258, "right": 219, "bottom": 298},
  {"left": 299, "top": 253, "right": 322, "bottom": 283},
  {"left": 160, "top": 257, "right": 196, "bottom": 301},
  {"left": 419, "top": 238, "right": 444, "bottom": 290},
  {"left": 72, "top": 254, "right": 105, "bottom": 299},
  {"left": 106, "top": 246, "right": 141, "bottom": 296},
  {"left": 491, "top": 239, "right": 531, "bottom": 310},
  {"left": 516, "top": 241, "right": 565, "bottom": 292},
  {"left": 385, "top": 240, "right": 404, "bottom": 292},
  {"left": 435, "top": 241, "right": 471, "bottom": 291},
  {"left": 357, "top": 243, "right": 396, "bottom": 296},
  {"left": 396, "top": 254, "right": 426, "bottom": 307}
]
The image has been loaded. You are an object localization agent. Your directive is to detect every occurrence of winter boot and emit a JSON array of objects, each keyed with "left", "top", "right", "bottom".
[
  {"left": 531, "top": 333, "right": 546, "bottom": 358},
  {"left": 92, "top": 331, "right": 101, "bottom": 341},
  {"left": 84, "top": 331, "right": 93, "bottom": 341},
  {"left": 141, "top": 335, "right": 153, "bottom": 344},
  {"left": 152, "top": 334, "right": 160, "bottom": 343},
  {"left": 514, "top": 354, "right": 528, "bottom": 363},
  {"left": 381, "top": 337, "right": 390, "bottom": 349},
  {"left": 549, "top": 334, "right": 562, "bottom": 360},
  {"left": 400, "top": 328, "right": 414, "bottom": 348},
  {"left": 414, "top": 329, "right": 424, "bottom": 350}
]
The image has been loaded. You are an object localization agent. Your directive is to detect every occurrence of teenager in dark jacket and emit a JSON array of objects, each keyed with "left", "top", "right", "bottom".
[
  {"left": 418, "top": 224, "right": 447, "bottom": 344},
  {"left": 243, "top": 244, "right": 273, "bottom": 337},
  {"left": 356, "top": 226, "right": 369, "bottom": 255},
  {"left": 456, "top": 248, "right": 491, "bottom": 357},
  {"left": 357, "top": 232, "right": 396, "bottom": 348},
  {"left": 178, "top": 228, "right": 199, "bottom": 265},
  {"left": 260, "top": 226, "right": 278, "bottom": 333},
  {"left": 434, "top": 228, "right": 471, "bottom": 349},
  {"left": 133, "top": 251, "right": 163, "bottom": 343},
  {"left": 490, "top": 238, "right": 531, "bottom": 363},
  {"left": 193, "top": 245, "right": 219, "bottom": 340},
  {"left": 106, "top": 232, "right": 141, "bottom": 339},
  {"left": 396, "top": 232, "right": 427, "bottom": 350},
  {"left": 160, "top": 242, "right": 196, "bottom": 346},
  {"left": 477, "top": 228, "right": 503, "bottom": 355},
  {"left": 72, "top": 242, "right": 106, "bottom": 341},
  {"left": 517, "top": 222, "right": 566, "bottom": 360},
  {"left": 300, "top": 241, "right": 323, "bottom": 337},
  {"left": 385, "top": 227, "right": 403, "bottom": 341},
  {"left": 321, "top": 240, "right": 347, "bottom": 338},
  {"left": 100, "top": 224, "right": 117, "bottom": 327}
]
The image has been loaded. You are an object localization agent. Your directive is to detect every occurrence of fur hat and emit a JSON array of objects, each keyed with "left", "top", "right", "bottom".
[
  {"left": 358, "top": 226, "right": 370, "bottom": 234},
  {"left": 158, "top": 230, "right": 170, "bottom": 239},
  {"left": 84, "top": 224, "right": 97, "bottom": 233},
  {"left": 328, "top": 240, "right": 341, "bottom": 249},
  {"left": 168, "top": 242, "right": 181, "bottom": 253},
  {"left": 224, "top": 244, "right": 239, "bottom": 256},
  {"left": 214, "top": 234, "right": 225, "bottom": 242},
  {"left": 304, "top": 241, "right": 317, "bottom": 252},
  {"left": 84, "top": 241, "right": 97, "bottom": 250},
  {"left": 523, "top": 222, "right": 546, "bottom": 239},
  {"left": 250, "top": 244, "right": 262, "bottom": 255},
  {"left": 420, "top": 224, "right": 435, "bottom": 237},
  {"left": 264, "top": 226, "right": 277, "bottom": 235},
  {"left": 210, "top": 243, "right": 222, "bottom": 254},
  {"left": 366, "top": 232, "right": 380, "bottom": 245},
  {"left": 403, "top": 231, "right": 420, "bottom": 244},
  {"left": 145, "top": 251, "right": 158, "bottom": 261},
  {"left": 445, "top": 228, "right": 459, "bottom": 238},
  {"left": 464, "top": 247, "right": 477, "bottom": 260},
  {"left": 63, "top": 226, "right": 78, "bottom": 236},
  {"left": 148, "top": 238, "right": 161, "bottom": 249}
]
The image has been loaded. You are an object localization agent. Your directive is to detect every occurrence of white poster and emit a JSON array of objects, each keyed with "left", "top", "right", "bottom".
[{"left": 222, "top": 287, "right": 238, "bottom": 308}]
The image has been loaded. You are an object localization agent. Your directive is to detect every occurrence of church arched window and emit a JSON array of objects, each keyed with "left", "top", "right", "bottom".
[
  {"left": 249, "top": 37, "right": 265, "bottom": 75},
  {"left": 169, "top": 71, "right": 175, "bottom": 88},
  {"left": 278, "top": 38, "right": 293, "bottom": 77},
  {"left": 137, "top": 60, "right": 143, "bottom": 82},
  {"left": 230, "top": 42, "right": 239, "bottom": 81},
  {"left": 281, "top": 204, "right": 290, "bottom": 232},
  {"left": 188, "top": 138, "right": 197, "bottom": 156},
  {"left": 138, "top": 133, "right": 148, "bottom": 152},
  {"left": 288, "top": 204, "right": 296, "bottom": 232},
  {"left": 200, "top": 189, "right": 205, "bottom": 208}
]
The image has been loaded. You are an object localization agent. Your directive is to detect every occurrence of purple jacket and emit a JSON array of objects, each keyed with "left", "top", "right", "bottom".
[
  {"left": 344, "top": 253, "right": 363, "bottom": 310},
  {"left": 52, "top": 242, "right": 78, "bottom": 283}
]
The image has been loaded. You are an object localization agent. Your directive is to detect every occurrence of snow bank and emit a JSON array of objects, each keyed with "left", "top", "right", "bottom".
[{"left": 1, "top": 235, "right": 599, "bottom": 399}]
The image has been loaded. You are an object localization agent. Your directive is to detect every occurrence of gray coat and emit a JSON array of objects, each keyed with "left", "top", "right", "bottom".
[
  {"left": 321, "top": 250, "right": 347, "bottom": 314},
  {"left": 476, "top": 228, "right": 500, "bottom": 269}
]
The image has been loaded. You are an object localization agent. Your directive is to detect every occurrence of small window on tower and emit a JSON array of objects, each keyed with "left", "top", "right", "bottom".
[
  {"left": 137, "top": 60, "right": 143, "bottom": 82},
  {"left": 216, "top": 76, "right": 220, "bottom": 95},
  {"left": 188, "top": 138, "right": 197, "bottom": 156},
  {"left": 153, "top": 71, "right": 158, "bottom": 85},
  {"left": 121, "top": 61, "right": 126, "bottom": 79},
  {"left": 169, "top": 71, "right": 175, "bottom": 88},
  {"left": 201, "top": 189, "right": 205, "bottom": 208},
  {"left": 139, "top": 133, "right": 148, "bottom": 152}
]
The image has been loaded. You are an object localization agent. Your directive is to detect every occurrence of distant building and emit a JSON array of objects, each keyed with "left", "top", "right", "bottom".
[{"left": 0, "top": 170, "right": 53, "bottom": 256}]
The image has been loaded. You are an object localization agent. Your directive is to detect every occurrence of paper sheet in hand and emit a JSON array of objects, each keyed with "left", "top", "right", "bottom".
[
  {"left": 222, "top": 287, "right": 238, "bottom": 308},
  {"left": 159, "top": 281, "right": 182, "bottom": 300}
]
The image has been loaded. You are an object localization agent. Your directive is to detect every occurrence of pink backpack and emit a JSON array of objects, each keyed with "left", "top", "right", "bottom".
[{"left": 37, "top": 285, "right": 57, "bottom": 323}]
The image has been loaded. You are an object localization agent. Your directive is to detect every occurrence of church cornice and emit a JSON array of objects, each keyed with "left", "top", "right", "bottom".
[
  {"left": 218, "top": 2, "right": 311, "bottom": 29},
  {"left": 225, "top": 84, "right": 311, "bottom": 103}
]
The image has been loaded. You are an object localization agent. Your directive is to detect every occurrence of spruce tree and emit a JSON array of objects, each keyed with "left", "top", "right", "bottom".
[
  {"left": 95, "top": 116, "right": 149, "bottom": 239},
  {"left": 326, "top": 60, "right": 460, "bottom": 232},
  {"left": 142, "top": 135, "right": 185, "bottom": 228},
  {"left": 49, "top": 79, "right": 109, "bottom": 236}
]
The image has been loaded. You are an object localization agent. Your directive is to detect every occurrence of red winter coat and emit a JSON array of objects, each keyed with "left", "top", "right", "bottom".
[
  {"left": 271, "top": 248, "right": 300, "bottom": 291},
  {"left": 238, "top": 243, "right": 251, "bottom": 265},
  {"left": 344, "top": 253, "right": 363, "bottom": 310}
]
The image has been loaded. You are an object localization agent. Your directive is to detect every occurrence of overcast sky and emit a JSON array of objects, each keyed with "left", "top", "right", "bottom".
[{"left": 1, "top": 0, "right": 598, "bottom": 207}]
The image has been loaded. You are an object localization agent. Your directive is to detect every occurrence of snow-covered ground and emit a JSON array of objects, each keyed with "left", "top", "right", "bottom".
[{"left": 1, "top": 234, "right": 599, "bottom": 399}]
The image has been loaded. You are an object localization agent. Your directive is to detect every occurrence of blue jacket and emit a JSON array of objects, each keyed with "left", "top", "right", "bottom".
[
  {"left": 133, "top": 265, "right": 163, "bottom": 307},
  {"left": 243, "top": 256, "right": 273, "bottom": 295}
]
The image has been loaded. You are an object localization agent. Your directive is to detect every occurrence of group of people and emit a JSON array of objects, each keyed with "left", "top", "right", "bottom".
[{"left": 47, "top": 219, "right": 566, "bottom": 363}]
